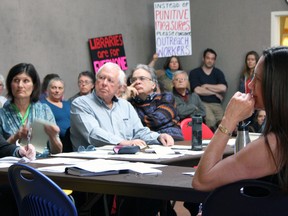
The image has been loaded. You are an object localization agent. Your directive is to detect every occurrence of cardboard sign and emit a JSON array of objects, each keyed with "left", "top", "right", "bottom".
[
  {"left": 88, "top": 34, "right": 128, "bottom": 73},
  {"left": 154, "top": 1, "right": 192, "bottom": 57}
]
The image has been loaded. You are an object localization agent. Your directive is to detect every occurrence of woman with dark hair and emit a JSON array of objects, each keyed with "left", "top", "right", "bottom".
[
  {"left": 239, "top": 50, "right": 259, "bottom": 93},
  {"left": 39, "top": 73, "right": 60, "bottom": 100},
  {"left": 193, "top": 46, "right": 288, "bottom": 194},
  {"left": 149, "top": 53, "right": 183, "bottom": 92},
  {"left": 0, "top": 63, "right": 62, "bottom": 154}
]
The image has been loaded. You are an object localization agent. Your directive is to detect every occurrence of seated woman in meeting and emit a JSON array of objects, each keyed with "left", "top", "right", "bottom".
[
  {"left": 41, "top": 77, "right": 70, "bottom": 144},
  {"left": 0, "top": 63, "right": 62, "bottom": 154},
  {"left": 249, "top": 109, "right": 266, "bottom": 133},
  {"left": 172, "top": 70, "right": 206, "bottom": 121},
  {"left": 148, "top": 53, "right": 183, "bottom": 92},
  {"left": 238, "top": 50, "right": 259, "bottom": 94},
  {"left": 239, "top": 50, "right": 259, "bottom": 124},
  {"left": 69, "top": 70, "right": 95, "bottom": 102},
  {"left": 39, "top": 73, "right": 60, "bottom": 100},
  {"left": 128, "top": 64, "right": 184, "bottom": 141},
  {"left": 192, "top": 47, "right": 288, "bottom": 195}
]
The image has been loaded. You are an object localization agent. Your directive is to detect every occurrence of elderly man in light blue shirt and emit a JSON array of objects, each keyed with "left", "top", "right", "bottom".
[{"left": 70, "top": 62, "right": 174, "bottom": 151}]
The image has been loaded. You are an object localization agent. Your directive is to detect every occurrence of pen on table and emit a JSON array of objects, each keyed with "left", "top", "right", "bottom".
[{"left": 26, "top": 127, "right": 32, "bottom": 150}]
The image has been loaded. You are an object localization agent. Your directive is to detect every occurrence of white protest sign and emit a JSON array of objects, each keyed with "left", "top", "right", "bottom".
[{"left": 154, "top": 1, "right": 192, "bottom": 57}]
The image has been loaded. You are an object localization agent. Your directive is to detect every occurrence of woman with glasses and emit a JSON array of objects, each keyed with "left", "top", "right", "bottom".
[{"left": 69, "top": 71, "right": 95, "bottom": 102}]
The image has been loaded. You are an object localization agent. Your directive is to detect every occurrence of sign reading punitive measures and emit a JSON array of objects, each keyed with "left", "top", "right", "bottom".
[
  {"left": 88, "top": 34, "right": 128, "bottom": 73},
  {"left": 154, "top": 1, "right": 192, "bottom": 57}
]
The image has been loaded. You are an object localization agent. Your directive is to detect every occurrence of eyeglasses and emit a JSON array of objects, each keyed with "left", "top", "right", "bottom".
[
  {"left": 77, "top": 145, "right": 96, "bottom": 152},
  {"left": 130, "top": 76, "right": 152, "bottom": 83},
  {"left": 174, "top": 78, "right": 188, "bottom": 82},
  {"left": 78, "top": 80, "right": 93, "bottom": 85}
]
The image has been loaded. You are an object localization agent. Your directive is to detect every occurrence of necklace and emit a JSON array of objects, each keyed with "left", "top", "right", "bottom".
[{"left": 11, "top": 103, "right": 31, "bottom": 125}]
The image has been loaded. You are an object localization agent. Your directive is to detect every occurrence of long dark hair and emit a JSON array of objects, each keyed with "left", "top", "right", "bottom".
[
  {"left": 163, "top": 56, "right": 183, "bottom": 70},
  {"left": 6, "top": 63, "right": 41, "bottom": 102},
  {"left": 262, "top": 46, "right": 288, "bottom": 192},
  {"left": 242, "top": 50, "right": 259, "bottom": 78}
]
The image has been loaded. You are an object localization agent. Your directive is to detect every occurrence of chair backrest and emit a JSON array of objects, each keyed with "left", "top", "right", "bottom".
[
  {"left": 180, "top": 118, "right": 214, "bottom": 141},
  {"left": 8, "top": 163, "right": 77, "bottom": 216},
  {"left": 202, "top": 179, "right": 288, "bottom": 216}
]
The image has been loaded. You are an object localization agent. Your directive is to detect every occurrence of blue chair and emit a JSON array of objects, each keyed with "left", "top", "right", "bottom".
[
  {"left": 8, "top": 163, "right": 77, "bottom": 216},
  {"left": 202, "top": 179, "right": 288, "bottom": 216}
]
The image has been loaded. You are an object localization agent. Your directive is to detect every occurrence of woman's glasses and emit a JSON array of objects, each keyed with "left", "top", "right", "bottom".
[{"left": 78, "top": 80, "right": 93, "bottom": 85}]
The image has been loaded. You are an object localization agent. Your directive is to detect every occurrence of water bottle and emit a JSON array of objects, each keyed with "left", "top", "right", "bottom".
[
  {"left": 235, "top": 121, "right": 251, "bottom": 153},
  {"left": 37, "top": 147, "right": 50, "bottom": 158},
  {"left": 191, "top": 115, "right": 203, "bottom": 151}
]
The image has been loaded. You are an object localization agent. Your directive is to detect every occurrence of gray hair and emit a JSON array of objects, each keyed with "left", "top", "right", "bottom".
[
  {"left": 130, "top": 64, "right": 158, "bottom": 84},
  {"left": 0, "top": 74, "right": 5, "bottom": 89},
  {"left": 97, "top": 62, "right": 126, "bottom": 85},
  {"left": 172, "top": 70, "right": 188, "bottom": 80},
  {"left": 48, "top": 77, "right": 65, "bottom": 89}
]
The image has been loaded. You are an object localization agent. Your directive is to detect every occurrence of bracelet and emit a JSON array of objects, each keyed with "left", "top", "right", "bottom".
[{"left": 218, "top": 124, "right": 232, "bottom": 137}]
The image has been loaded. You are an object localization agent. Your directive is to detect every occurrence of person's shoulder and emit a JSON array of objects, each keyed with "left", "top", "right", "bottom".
[
  {"left": 68, "top": 93, "right": 80, "bottom": 102},
  {"left": 190, "top": 67, "right": 202, "bottom": 73},
  {"left": 191, "top": 92, "right": 201, "bottom": 99},
  {"left": 33, "top": 101, "right": 52, "bottom": 112},
  {"left": 117, "top": 97, "right": 132, "bottom": 106},
  {"left": 39, "top": 97, "right": 48, "bottom": 103},
  {"left": 213, "top": 67, "right": 224, "bottom": 74},
  {"left": 34, "top": 101, "right": 49, "bottom": 108},
  {"left": 62, "top": 100, "right": 71, "bottom": 105},
  {"left": 158, "top": 92, "right": 174, "bottom": 102},
  {"left": 155, "top": 69, "right": 165, "bottom": 77},
  {"left": 72, "top": 92, "right": 93, "bottom": 104}
]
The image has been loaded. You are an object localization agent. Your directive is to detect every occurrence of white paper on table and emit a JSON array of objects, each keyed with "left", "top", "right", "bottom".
[
  {"left": 51, "top": 150, "right": 111, "bottom": 159},
  {"left": 0, "top": 156, "right": 29, "bottom": 168},
  {"left": 32, "top": 157, "right": 87, "bottom": 164},
  {"left": 145, "top": 145, "right": 182, "bottom": 155},
  {"left": 182, "top": 150, "right": 204, "bottom": 155},
  {"left": 37, "top": 165, "right": 71, "bottom": 173},
  {"left": 0, "top": 156, "right": 22, "bottom": 163},
  {"left": 171, "top": 145, "right": 191, "bottom": 150}
]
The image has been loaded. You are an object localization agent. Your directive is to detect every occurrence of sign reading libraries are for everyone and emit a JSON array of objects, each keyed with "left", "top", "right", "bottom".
[
  {"left": 88, "top": 34, "right": 128, "bottom": 73},
  {"left": 154, "top": 1, "right": 192, "bottom": 57}
]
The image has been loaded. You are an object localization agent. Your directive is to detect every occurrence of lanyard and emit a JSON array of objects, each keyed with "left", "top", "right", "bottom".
[{"left": 11, "top": 103, "right": 31, "bottom": 126}]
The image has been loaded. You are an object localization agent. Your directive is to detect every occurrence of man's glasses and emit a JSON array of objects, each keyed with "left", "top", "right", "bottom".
[
  {"left": 78, "top": 145, "right": 96, "bottom": 152},
  {"left": 78, "top": 80, "right": 93, "bottom": 85},
  {"left": 130, "top": 76, "right": 152, "bottom": 83}
]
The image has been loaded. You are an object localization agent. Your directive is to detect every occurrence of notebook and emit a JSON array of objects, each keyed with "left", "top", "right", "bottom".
[{"left": 22, "top": 119, "right": 56, "bottom": 153}]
